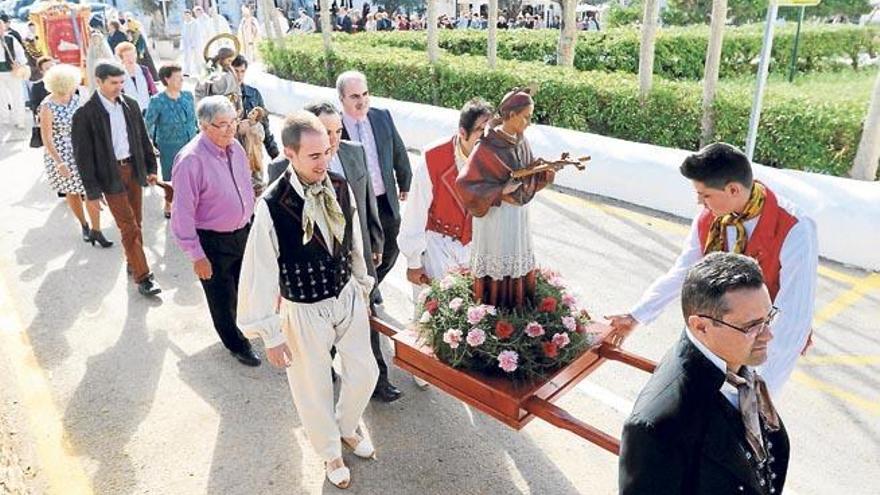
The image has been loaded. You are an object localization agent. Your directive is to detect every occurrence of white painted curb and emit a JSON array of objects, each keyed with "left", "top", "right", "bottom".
[{"left": 247, "top": 70, "right": 880, "bottom": 271}]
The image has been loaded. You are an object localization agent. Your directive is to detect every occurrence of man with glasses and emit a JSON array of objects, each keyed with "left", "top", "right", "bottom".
[
  {"left": 620, "top": 252, "right": 789, "bottom": 495},
  {"left": 607, "top": 142, "right": 818, "bottom": 397},
  {"left": 171, "top": 96, "right": 259, "bottom": 367}
]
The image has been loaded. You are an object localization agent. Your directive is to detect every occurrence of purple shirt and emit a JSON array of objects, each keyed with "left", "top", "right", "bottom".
[{"left": 171, "top": 134, "right": 255, "bottom": 261}]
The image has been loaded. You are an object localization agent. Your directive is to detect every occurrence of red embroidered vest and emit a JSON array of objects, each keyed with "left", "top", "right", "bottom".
[
  {"left": 424, "top": 138, "right": 472, "bottom": 245},
  {"left": 697, "top": 185, "right": 798, "bottom": 300}
]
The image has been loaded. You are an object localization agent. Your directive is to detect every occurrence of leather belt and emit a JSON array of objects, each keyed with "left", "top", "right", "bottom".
[{"left": 117, "top": 157, "right": 132, "bottom": 166}]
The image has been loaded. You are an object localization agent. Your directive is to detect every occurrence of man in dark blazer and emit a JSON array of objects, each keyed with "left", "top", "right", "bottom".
[
  {"left": 72, "top": 61, "right": 162, "bottom": 297},
  {"left": 268, "top": 101, "right": 403, "bottom": 401},
  {"left": 336, "top": 70, "right": 411, "bottom": 305},
  {"left": 619, "top": 252, "right": 788, "bottom": 495}
]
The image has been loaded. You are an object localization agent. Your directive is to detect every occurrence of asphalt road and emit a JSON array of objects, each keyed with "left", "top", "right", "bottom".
[{"left": 0, "top": 114, "right": 877, "bottom": 495}]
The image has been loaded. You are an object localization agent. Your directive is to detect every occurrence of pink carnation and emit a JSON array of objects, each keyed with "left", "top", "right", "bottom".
[
  {"left": 448, "top": 297, "right": 464, "bottom": 311},
  {"left": 525, "top": 321, "right": 545, "bottom": 338},
  {"left": 497, "top": 350, "right": 519, "bottom": 373},
  {"left": 467, "top": 305, "right": 488, "bottom": 325},
  {"left": 562, "top": 316, "right": 577, "bottom": 332},
  {"left": 562, "top": 292, "right": 578, "bottom": 308},
  {"left": 552, "top": 332, "right": 571, "bottom": 349},
  {"left": 439, "top": 275, "right": 456, "bottom": 290},
  {"left": 443, "top": 329, "right": 463, "bottom": 349},
  {"left": 548, "top": 275, "right": 566, "bottom": 289},
  {"left": 466, "top": 328, "right": 486, "bottom": 347}
]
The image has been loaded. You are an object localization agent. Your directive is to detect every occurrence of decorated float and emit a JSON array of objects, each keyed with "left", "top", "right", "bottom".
[{"left": 29, "top": 1, "right": 91, "bottom": 69}]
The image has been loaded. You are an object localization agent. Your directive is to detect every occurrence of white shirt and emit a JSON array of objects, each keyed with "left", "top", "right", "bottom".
[
  {"left": 685, "top": 327, "right": 740, "bottom": 408},
  {"left": 237, "top": 172, "right": 373, "bottom": 348},
  {"left": 329, "top": 153, "right": 345, "bottom": 178},
  {"left": 123, "top": 65, "right": 151, "bottom": 111},
  {"left": 397, "top": 137, "right": 470, "bottom": 279},
  {"left": 630, "top": 196, "right": 818, "bottom": 396},
  {"left": 98, "top": 92, "right": 131, "bottom": 160}
]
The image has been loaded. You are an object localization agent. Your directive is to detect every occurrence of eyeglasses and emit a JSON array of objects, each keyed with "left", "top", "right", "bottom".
[
  {"left": 210, "top": 119, "right": 240, "bottom": 132},
  {"left": 698, "top": 306, "right": 779, "bottom": 336}
]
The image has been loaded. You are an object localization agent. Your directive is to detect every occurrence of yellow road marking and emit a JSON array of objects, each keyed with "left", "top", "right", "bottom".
[
  {"left": 0, "top": 272, "right": 93, "bottom": 494},
  {"left": 800, "top": 355, "right": 880, "bottom": 366},
  {"left": 544, "top": 188, "right": 871, "bottom": 286},
  {"left": 813, "top": 274, "right": 880, "bottom": 327},
  {"left": 791, "top": 371, "right": 880, "bottom": 415}
]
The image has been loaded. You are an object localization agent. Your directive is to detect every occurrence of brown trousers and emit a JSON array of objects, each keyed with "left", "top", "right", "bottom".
[{"left": 104, "top": 164, "right": 150, "bottom": 283}]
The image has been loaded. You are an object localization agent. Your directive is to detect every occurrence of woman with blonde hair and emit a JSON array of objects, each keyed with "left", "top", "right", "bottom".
[
  {"left": 40, "top": 64, "right": 112, "bottom": 247},
  {"left": 115, "top": 41, "right": 157, "bottom": 113}
]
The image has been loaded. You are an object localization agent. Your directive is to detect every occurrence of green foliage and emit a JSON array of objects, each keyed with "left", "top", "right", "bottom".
[
  {"left": 350, "top": 24, "right": 880, "bottom": 80},
  {"left": 259, "top": 35, "right": 867, "bottom": 177},
  {"left": 606, "top": 1, "right": 645, "bottom": 28},
  {"left": 661, "top": 0, "right": 872, "bottom": 26}
]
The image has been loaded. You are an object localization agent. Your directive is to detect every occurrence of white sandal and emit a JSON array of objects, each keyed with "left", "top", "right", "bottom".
[
  {"left": 326, "top": 461, "right": 350, "bottom": 489},
  {"left": 342, "top": 435, "right": 376, "bottom": 459}
]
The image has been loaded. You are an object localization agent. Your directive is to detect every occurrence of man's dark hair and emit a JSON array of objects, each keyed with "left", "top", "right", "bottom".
[
  {"left": 459, "top": 97, "right": 494, "bottom": 136},
  {"left": 679, "top": 142, "right": 753, "bottom": 190},
  {"left": 303, "top": 100, "right": 340, "bottom": 118},
  {"left": 108, "top": 20, "right": 120, "bottom": 30},
  {"left": 95, "top": 61, "right": 126, "bottom": 81},
  {"left": 157, "top": 63, "right": 182, "bottom": 85},
  {"left": 681, "top": 252, "right": 765, "bottom": 320},
  {"left": 231, "top": 54, "right": 249, "bottom": 68}
]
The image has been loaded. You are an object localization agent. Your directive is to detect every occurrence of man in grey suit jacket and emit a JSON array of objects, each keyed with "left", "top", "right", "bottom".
[
  {"left": 336, "top": 71, "right": 412, "bottom": 302},
  {"left": 267, "top": 102, "right": 403, "bottom": 402}
]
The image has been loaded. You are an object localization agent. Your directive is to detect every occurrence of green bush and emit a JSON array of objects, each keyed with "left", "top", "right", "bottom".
[
  {"left": 349, "top": 24, "right": 879, "bottom": 80},
  {"left": 260, "top": 35, "right": 863, "bottom": 178}
]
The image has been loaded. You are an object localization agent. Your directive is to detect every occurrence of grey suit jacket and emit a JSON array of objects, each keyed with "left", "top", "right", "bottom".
[
  {"left": 340, "top": 107, "right": 412, "bottom": 220},
  {"left": 267, "top": 141, "right": 384, "bottom": 278}
]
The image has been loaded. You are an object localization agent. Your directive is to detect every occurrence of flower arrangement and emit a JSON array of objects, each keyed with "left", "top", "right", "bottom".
[{"left": 416, "top": 268, "right": 596, "bottom": 379}]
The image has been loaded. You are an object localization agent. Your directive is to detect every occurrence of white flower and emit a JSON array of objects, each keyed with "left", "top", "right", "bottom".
[
  {"left": 448, "top": 297, "right": 464, "bottom": 311},
  {"left": 562, "top": 316, "right": 577, "bottom": 332},
  {"left": 417, "top": 288, "right": 431, "bottom": 305},
  {"left": 467, "top": 305, "right": 488, "bottom": 325},
  {"left": 484, "top": 304, "right": 497, "bottom": 316},
  {"left": 419, "top": 311, "right": 432, "bottom": 324},
  {"left": 439, "top": 275, "right": 456, "bottom": 290},
  {"left": 443, "top": 329, "right": 463, "bottom": 349}
]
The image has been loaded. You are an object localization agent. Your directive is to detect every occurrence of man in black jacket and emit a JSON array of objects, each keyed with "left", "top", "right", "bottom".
[
  {"left": 619, "top": 252, "right": 788, "bottom": 495},
  {"left": 72, "top": 61, "right": 162, "bottom": 297},
  {"left": 231, "top": 55, "right": 280, "bottom": 160}
]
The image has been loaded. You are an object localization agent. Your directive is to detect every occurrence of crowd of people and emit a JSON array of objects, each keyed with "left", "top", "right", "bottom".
[{"left": 5, "top": 4, "right": 818, "bottom": 492}]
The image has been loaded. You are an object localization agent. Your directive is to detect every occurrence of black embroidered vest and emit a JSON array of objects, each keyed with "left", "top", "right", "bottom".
[{"left": 263, "top": 170, "right": 354, "bottom": 303}]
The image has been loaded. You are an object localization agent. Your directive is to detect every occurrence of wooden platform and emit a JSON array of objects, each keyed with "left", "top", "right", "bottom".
[{"left": 370, "top": 318, "right": 656, "bottom": 454}]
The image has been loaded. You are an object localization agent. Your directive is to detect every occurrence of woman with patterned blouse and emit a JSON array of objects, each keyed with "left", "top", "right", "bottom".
[{"left": 145, "top": 63, "right": 198, "bottom": 218}]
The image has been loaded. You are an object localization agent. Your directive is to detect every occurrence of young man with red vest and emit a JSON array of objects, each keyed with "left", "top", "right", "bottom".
[
  {"left": 398, "top": 98, "right": 494, "bottom": 302},
  {"left": 607, "top": 142, "right": 818, "bottom": 397}
]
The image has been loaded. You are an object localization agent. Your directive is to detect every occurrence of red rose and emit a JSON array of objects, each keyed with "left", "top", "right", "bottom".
[
  {"left": 542, "top": 341, "right": 559, "bottom": 359},
  {"left": 539, "top": 296, "right": 558, "bottom": 313},
  {"left": 495, "top": 320, "right": 514, "bottom": 340},
  {"left": 425, "top": 299, "right": 439, "bottom": 315}
]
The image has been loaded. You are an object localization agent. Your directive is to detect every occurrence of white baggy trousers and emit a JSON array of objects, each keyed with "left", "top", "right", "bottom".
[
  {"left": 281, "top": 279, "right": 379, "bottom": 461},
  {"left": 0, "top": 72, "right": 25, "bottom": 125}
]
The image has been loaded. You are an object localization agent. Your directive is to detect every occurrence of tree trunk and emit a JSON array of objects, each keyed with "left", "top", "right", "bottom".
[
  {"left": 427, "top": 0, "right": 439, "bottom": 64},
  {"left": 638, "top": 0, "right": 661, "bottom": 104},
  {"left": 557, "top": 0, "right": 577, "bottom": 67},
  {"left": 488, "top": 0, "right": 499, "bottom": 68},
  {"left": 851, "top": 68, "right": 880, "bottom": 180},
  {"left": 319, "top": 0, "right": 332, "bottom": 56},
  {"left": 259, "top": 0, "right": 281, "bottom": 40},
  {"left": 700, "top": 0, "right": 727, "bottom": 148}
]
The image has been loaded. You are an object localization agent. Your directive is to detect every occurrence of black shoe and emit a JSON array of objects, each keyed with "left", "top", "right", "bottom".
[
  {"left": 137, "top": 274, "right": 162, "bottom": 296},
  {"left": 372, "top": 379, "right": 403, "bottom": 403},
  {"left": 231, "top": 347, "right": 261, "bottom": 367},
  {"left": 88, "top": 229, "right": 114, "bottom": 248},
  {"left": 81, "top": 223, "right": 90, "bottom": 242}
]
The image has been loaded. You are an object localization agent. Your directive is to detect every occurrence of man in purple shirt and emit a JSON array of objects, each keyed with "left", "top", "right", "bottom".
[{"left": 171, "top": 96, "right": 259, "bottom": 366}]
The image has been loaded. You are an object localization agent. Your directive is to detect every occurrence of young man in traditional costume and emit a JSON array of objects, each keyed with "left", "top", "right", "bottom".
[
  {"left": 455, "top": 88, "right": 555, "bottom": 309},
  {"left": 607, "top": 142, "right": 818, "bottom": 396},
  {"left": 237, "top": 112, "right": 379, "bottom": 489},
  {"left": 398, "top": 98, "right": 494, "bottom": 304}
]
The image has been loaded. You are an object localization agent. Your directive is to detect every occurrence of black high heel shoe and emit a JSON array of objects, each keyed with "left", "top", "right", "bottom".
[
  {"left": 88, "top": 229, "right": 114, "bottom": 248},
  {"left": 81, "top": 223, "right": 90, "bottom": 242}
]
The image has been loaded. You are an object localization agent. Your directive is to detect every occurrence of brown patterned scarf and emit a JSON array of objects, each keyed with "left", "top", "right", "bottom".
[{"left": 726, "top": 367, "right": 781, "bottom": 463}]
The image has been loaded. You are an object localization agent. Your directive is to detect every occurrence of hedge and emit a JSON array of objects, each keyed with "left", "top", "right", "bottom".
[
  {"left": 260, "top": 35, "right": 864, "bottom": 178},
  {"left": 350, "top": 24, "right": 879, "bottom": 80}
]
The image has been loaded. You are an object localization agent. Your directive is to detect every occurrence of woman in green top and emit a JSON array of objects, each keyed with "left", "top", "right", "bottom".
[{"left": 145, "top": 63, "right": 198, "bottom": 218}]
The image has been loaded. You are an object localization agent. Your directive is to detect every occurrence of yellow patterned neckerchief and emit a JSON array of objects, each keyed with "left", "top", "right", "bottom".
[
  {"left": 301, "top": 177, "right": 346, "bottom": 248},
  {"left": 703, "top": 182, "right": 766, "bottom": 254}
]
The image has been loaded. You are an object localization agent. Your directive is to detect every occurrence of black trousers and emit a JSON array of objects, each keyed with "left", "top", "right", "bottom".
[
  {"left": 375, "top": 194, "right": 400, "bottom": 284},
  {"left": 197, "top": 225, "right": 251, "bottom": 354}
]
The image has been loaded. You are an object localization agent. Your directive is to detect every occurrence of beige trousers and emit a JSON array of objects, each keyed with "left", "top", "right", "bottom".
[{"left": 281, "top": 279, "right": 379, "bottom": 461}]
